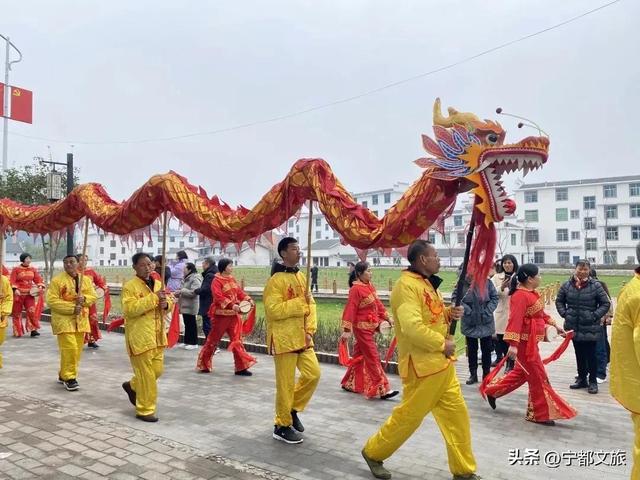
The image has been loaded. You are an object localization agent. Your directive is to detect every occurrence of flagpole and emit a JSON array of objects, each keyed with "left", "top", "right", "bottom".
[
  {"left": 305, "top": 200, "right": 313, "bottom": 294},
  {"left": 1, "top": 34, "right": 23, "bottom": 173}
]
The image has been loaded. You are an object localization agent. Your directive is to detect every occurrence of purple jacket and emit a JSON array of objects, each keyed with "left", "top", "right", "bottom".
[{"left": 167, "top": 259, "right": 187, "bottom": 292}]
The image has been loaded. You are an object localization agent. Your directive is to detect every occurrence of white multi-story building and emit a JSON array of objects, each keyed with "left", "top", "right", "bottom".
[{"left": 514, "top": 175, "right": 640, "bottom": 266}]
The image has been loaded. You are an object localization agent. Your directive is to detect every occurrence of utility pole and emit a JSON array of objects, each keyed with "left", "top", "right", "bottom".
[{"left": 1, "top": 35, "right": 23, "bottom": 173}]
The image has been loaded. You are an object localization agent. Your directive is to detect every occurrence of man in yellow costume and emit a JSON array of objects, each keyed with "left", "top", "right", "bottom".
[
  {"left": 0, "top": 266, "right": 13, "bottom": 368},
  {"left": 264, "top": 237, "right": 321, "bottom": 444},
  {"left": 610, "top": 241, "right": 640, "bottom": 479},
  {"left": 46, "top": 255, "right": 97, "bottom": 391},
  {"left": 362, "top": 240, "right": 479, "bottom": 480},
  {"left": 121, "top": 252, "right": 172, "bottom": 422}
]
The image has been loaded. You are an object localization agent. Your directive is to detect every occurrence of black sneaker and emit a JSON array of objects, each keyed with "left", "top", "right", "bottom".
[
  {"left": 234, "top": 369, "right": 253, "bottom": 376},
  {"left": 87, "top": 342, "right": 99, "bottom": 349},
  {"left": 588, "top": 382, "right": 598, "bottom": 394},
  {"left": 64, "top": 379, "right": 79, "bottom": 391},
  {"left": 380, "top": 390, "right": 399, "bottom": 400},
  {"left": 465, "top": 374, "right": 478, "bottom": 385},
  {"left": 30, "top": 330, "right": 40, "bottom": 337},
  {"left": 570, "top": 379, "right": 588, "bottom": 389},
  {"left": 291, "top": 410, "right": 304, "bottom": 433},
  {"left": 273, "top": 425, "right": 303, "bottom": 444}
]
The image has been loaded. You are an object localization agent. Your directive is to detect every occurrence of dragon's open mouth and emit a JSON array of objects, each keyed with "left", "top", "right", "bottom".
[{"left": 477, "top": 136, "right": 549, "bottom": 221}]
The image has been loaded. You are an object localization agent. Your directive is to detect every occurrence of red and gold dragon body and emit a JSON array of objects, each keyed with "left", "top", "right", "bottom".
[{"left": 0, "top": 99, "right": 548, "bottom": 285}]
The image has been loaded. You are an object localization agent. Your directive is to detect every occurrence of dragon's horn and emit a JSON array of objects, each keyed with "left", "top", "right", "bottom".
[{"left": 433, "top": 98, "right": 480, "bottom": 127}]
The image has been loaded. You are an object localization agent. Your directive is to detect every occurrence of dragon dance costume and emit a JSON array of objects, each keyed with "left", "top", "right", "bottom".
[
  {"left": 264, "top": 266, "right": 321, "bottom": 430},
  {"left": 340, "top": 280, "right": 393, "bottom": 398},
  {"left": 483, "top": 288, "right": 577, "bottom": 423},
  {"left": 610, "top": 268, "right": 640, "bottom": 479},
  {"left": 10, "top": 264, "right": 44, "bottom": 336},
  {"left": 363, "top": 270, "right": 477, "bottom": 477},
  {"left": 122, "top": 276, "right": 173, "bottom": 418},
  {"left": 45, "top": 272, "right": 97, "bottom": 382},
  {"left": 197, "top": 273, "right": 256, "bottom": 373}
]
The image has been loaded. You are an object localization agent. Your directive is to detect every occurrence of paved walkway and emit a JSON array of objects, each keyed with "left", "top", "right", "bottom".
[{"left": 0, "top": 326, "right": 634, "bottom": 480}]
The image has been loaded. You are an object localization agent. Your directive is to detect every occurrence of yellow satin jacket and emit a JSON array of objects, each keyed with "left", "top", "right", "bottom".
[
  {"left": 0, "top": 276, "right": 13, "bottom": 327},
  {"left": 46, "top": 272, "right": 97, "bottom": 335}
]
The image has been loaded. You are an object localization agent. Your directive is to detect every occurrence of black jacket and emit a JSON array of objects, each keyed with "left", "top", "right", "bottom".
[
  {"left": 195, "top": 265, "right": 218, "bottom": 316},
  {"left": 555, "top": 277, "right": 611, "bottom": 342}
]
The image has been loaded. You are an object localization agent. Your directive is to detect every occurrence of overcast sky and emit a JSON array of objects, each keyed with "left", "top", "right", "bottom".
[{"left": 2, "top": 0, "right": 637, "bottom": 208}]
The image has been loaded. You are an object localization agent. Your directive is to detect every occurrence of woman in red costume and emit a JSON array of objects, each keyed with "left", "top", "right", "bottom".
[
  {"left": 483, "top": 263, "right": 576, "bottom": 425},
  {"left": 340, "top": 261, "right": 398, "bottom": 400},
  {"left": 10, "top": 253, "right": 45, "bottom": 337},
  {"left": 196, "top": 258, "right": 256, "bottom": 376}
]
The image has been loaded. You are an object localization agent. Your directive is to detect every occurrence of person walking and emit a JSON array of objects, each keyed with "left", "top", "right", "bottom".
[
  {"left": 452, "top": 274, "right": 498, "bottom": 385},
  {"left": 556, "top": 259, "right": 610, "bottom": 394},
  {"left": 178, "top": 263, "right": 202, "bottom": 350}
]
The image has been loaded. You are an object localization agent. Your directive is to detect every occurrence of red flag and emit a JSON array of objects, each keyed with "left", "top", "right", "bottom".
[
  {"left": 0, "top": 83, "right": 4, "bottom": 117},
  {"left": 10, "top": 86, "right": 33, "bottom": 124},
  {"left": 241, "top": 308, "right": 256, "bottom": 335},
  {"left": 107, "top": 317, "right": 125, "bottom": 332},
  {"left": 167, "top": 303, "right": 181, "bottom": 347},
  {"left": 34, "top": 294, "right": 44, "bottom": 321}
]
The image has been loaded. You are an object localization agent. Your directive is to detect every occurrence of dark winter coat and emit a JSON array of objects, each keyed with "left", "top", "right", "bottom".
[
  {"left": 452, "top": 279, "right": 499, "bottom": 339},
  {"left": 195, "top": 265, "right": 218, "bottom": 316},
  {"left": 555, "top": 277, "right": 611, "bottom": 342}
]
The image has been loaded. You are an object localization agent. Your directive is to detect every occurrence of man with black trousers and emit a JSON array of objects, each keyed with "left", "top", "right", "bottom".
[
  {"left": 556, "top": 259, "right": 610, "bottom": 394},
  {"left": 195, "top": 256, "right": 218, "bottom": 339}
]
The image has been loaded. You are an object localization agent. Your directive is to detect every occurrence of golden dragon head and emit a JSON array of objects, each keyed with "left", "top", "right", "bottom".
[{"left": 416, "top": 98, "right": 549, "bottom": 227}]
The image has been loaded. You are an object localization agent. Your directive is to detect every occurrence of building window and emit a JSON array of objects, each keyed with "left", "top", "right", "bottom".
[
  {"left": 188, "top": 236, "right": 194, "bottom": 243},
  {"left": 558, "top": 251, "right": 570, "bottom": 265},
  {"left": 288, "top": 220, "right": 294, "bottom": 228},
  {"left": 556, "top": 208, "right": 568, "bottom": 222},
  {"left": 315, "top": 231, "right": 321, "bottom": 239},
  {"left": 110, "top": 240, "right": 116, "bottom": 247},
  {"left": 118, "top": 260, "right": 122, "bottom": 266},
  {"left": 170, "top": 236, "right": 175, "bottom": 242},
  {"left": 316, "top": 218, "right": 321, "bottom": 227},
  {"left": 584, "top": 217, "right": 596, "bottom": 230},
  {"left": 630, "top": 183, "right": 640, "bottom": 197},
  {"left": 606, "top": 226, "right": 619, "bottom": 241},
  {"left": 100, "top": 235, "right": 105, "bottom": 242},
  {"left": 362, "top": 201, "right": 368, "bottom": 208},
  {"left": 524, "top": 210, "right": 538, "bottom": 222},
  {"left": 511, "top": 233, "right": 517, "bottom": 246},
  {"left": 429, "top": 232, "right": 436, "bottom": 244},
  {"left": 585, "top": 238, "right": 598, "bottom": 250},
  {"left": 604, "top": 250, "right": 617, "bottom": 265},
  {"left": 99, "top": 260, "right": 104, "bottom": 266},
  {"left": 325, "top": 224, "right": 329, "bottom": 231},
  {"left": 605, "top": 205, "right": 618, "bottom": 219},
  {"left": 296, "top": 225, "right": 299, "bottom": 233},
  {"left": 453, "top": 215, "right": 463, "bottom": 227},
  {"left": 333, "top": 230, "right": 339, "bottom": 238},
  {"left": 179, "top": 241, "right": 185, "bottom": 248},
  {"left": 110, "top": 253, "right": 116, "bottom": 260},
  {"left": 384, "top": 192, "right": 391, "bottom": 203},
  {"left": 123, "top": 259, "right": 128, "bottom": 266},
  {"left": 525, "top": 230, "right": 539, "bottom": 243},
  {"left": 147, "top": 241, "right": 153, "bottom": 247},
  {"left": 158, "top": 248, "right": 162, "bottom": 254},
  {"left": 571, "top": 231, "right": 581, "bottom": 240},
  {"left": 603, "top": 184, "right": 617, "bottom": 198},
  {"left": 630, "top": 204, "right": 640, "bottom": 218},
  {"left": 533, "top": 252, "right": 545, "bottom": 264},
  {"left": 457, "top": 233, "right": 465, "bottom": 244},
  {"left": 583, "top": 196, "right": 596, "bottom": 210},
  {"left": 442, "top": 233, "right": 451, "bottom": 244},
  {"left": 372, "top": 195, "right": 378, "bottom": 205},
  {"left": 555, "top": 188, "right": 568, "bottom": 201},
  {"left": 120, "top": 247, "right": 125, "bottom": 254},
  {"left": 570, "top": 210, "right": 580, "bottom": 219},
  {"left": 98, "top": 247, "right": 104, "bottom": 254},
  {"left": 632, "top": 226, "right": 640, "bottom": 240},
  {"left": 556, "top": 229, "right": 569, "bottom": 242},
  {"left": 524, "top": 191, "right": 538, "bottom": 203}
]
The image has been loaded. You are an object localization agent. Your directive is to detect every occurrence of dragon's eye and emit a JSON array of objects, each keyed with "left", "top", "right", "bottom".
[{"left": 486, "top": 133, "right": 499, "bottom": 144}]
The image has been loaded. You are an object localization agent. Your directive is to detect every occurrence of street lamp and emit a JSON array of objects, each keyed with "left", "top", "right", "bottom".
[{"left": 37, "top": 152, "right": 75, "bottom": 255}]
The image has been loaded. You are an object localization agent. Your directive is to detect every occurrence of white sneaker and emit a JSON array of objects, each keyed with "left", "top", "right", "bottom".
[
  {"left": 596, "top": 377, "right": 606, "bottom": 384},
  {"left": 184, "top": 344, "right": 198, "bottom": 350}
]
